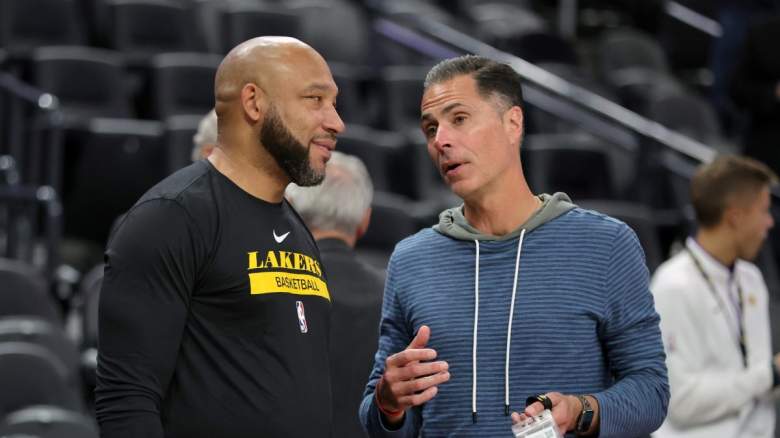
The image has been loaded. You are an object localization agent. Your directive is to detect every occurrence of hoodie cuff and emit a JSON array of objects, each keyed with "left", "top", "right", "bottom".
[{"left": 361, "top": 394, "right": 418, "bottom": 438}]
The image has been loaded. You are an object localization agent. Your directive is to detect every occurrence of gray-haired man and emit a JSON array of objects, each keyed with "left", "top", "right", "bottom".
[{"left": 287, "top": 151, "right": 385, "bottom": 438}]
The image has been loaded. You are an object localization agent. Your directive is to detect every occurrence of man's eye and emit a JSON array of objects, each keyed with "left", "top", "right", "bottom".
[
  {"left": 424, "top": 125, "right": 437, "bottom": 138},
  {"left": 453, "top": 115, "right": 466, "bottom": 124},
  {"left": 306, "top": 96, "right": 322, "bottom": 102}
]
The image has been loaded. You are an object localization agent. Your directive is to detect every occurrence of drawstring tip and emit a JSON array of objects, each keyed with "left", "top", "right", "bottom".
[
  {"left": 505, "top": 404, "right": 510, "bottom": 416},
  {"left": 472, "top": 412, "right": 478, "bottom": 423}
]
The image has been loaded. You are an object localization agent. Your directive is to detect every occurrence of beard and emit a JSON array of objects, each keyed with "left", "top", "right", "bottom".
[{"left": 260, "top": 105, "right": 324, "bottom": 187}]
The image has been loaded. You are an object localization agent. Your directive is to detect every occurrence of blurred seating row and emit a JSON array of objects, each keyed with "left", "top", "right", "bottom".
[
  {"left": 0, "top": 256, "right": 98, "bottom": 437},
  {"left": 0, "top": 0, "right": 728, "bottom": 146}
]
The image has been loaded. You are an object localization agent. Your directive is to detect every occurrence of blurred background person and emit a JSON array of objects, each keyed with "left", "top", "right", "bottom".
[
  {"left": 652, "top": 155, "right": 780, "bottom": 438},
  {"left": 191, "top": 109, "right": 217, "bottom": 161},
  {"left": 286, "top": 151, "right": 384, "bottom": 438}
]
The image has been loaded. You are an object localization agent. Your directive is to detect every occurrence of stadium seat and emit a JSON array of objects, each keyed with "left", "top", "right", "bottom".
[
  {"left": 523, "top": 133, "right": 620, "bottom": 201},
  {"left": 0, "top": 317, "right": 80, "bottom": 380},
  {"left": 612, "top": 68, "right": 684, "bottom": 113},
  {"left": 643, "top": 91, "right": 723, "bottom": 147},
  {"left": 0, "top": 0, "right": 86, "bottom": 55},
  {"left": 149, "top": 52, "right": 220, "bottom": 119},
  {"left": 328, "top": 61, "right": 373, "bottom": 126},
  {"left": 63, "top": 118, "right": 167, "bottom": 245},
  {"left": 506, "top": 31, "right": 579, "bottom": 66},
  {"left": 0, "top": 342, "right": 82, "bottom": 416},
  {"left": 288, "top": 0, "right": 371, "bottom": 66},
  {"left": 0, "top": 258, "right": 60, "bottom": 322},
  {"left": 334, "top": 124, "right": 408, "bottom": 195},
  {"left": 103, "top": 0, "right": 207, "bottom": 62},
  {"left": 30, "top": 46, "right": 132, "bottom": 123},
  {"left": 380, "top": 65, "right": 429, "bottom": 134},
  {"left": 598, "top": 28, "right": 670, "bottom": 77},
  {"left": 0, "top": 405, "right": 97, "bottom": 438},
  {"left": 219, "top": 3, "right": 302, "bottom": 54}
]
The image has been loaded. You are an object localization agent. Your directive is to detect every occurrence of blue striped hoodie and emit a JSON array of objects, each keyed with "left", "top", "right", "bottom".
[{"left": 359, "top": 193, "right": 669, "bottom": 437}]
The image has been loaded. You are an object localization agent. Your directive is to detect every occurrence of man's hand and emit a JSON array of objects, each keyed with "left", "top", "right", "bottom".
[
  {"left": 512, "top": 392, "right": 599, "bottom": 435},
  {"left": 375, "top": 325, "right": 450, "bottom": 425}
]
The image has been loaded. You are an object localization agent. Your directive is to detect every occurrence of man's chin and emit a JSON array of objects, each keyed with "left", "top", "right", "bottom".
[{"left": 292, "top": 168, "right": 325, "bottom": 187}]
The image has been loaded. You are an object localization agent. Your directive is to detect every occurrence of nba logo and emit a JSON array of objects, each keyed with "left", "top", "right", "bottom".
[{"left": 296, "top": 301, "right": 308, "bottom": 333}]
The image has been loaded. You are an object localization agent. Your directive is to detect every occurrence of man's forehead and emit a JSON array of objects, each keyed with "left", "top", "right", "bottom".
[
  {"left": 268, "top": 58, "right": 337, "bottom": 94},
  {"left": 421, "top": 75, "right": 480, "bottom": 115}
]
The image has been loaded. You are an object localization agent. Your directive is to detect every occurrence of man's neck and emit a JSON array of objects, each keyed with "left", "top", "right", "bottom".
[
  {"left": 463, "top": 182, "right": 540, "bottom": 236},
  {"left": 312, "top": 229, "right": 356, "bottom": 248},
  {"left": 208, "top": 145, "right": 288, "bottom": 203},
  {"left": 695, "top": 227, "right": 738, "bottom": 268}
]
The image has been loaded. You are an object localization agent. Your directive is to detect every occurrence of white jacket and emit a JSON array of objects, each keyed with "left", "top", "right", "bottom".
[{"left": 651, "top": 238, "right": 775, "bottom": 438}]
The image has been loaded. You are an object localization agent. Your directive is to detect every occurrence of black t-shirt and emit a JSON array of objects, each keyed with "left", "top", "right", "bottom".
[{"left": 95, "top": 160, "right": 332, "bottom": 438}]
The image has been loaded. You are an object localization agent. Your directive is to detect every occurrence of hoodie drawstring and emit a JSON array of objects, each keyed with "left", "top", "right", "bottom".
[
  {"left": 505, "top": 229, "right": 525, "bottom": 415},
  {"left": 471, "top": 231, "right": 526, "bottom": 423}
]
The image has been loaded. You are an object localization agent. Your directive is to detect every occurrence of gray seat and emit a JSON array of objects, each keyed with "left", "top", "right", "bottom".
[
  {"left": 523, "top": 133, "right": 620, "bottom": 201},
  {"left": 104, "top": 0, "right": 207, "bottom": 62},
  {"left": 643, "top": 92, "right": 723, "bottom": 147},
  {"left": 0, "top": 342, "right": 82, "bottom": 417},
  {"left": 0, "top": 258, "right": 60, "bottom": 323},
  {"left": 0, "top": 317, "right": 80, "bottom": 380},
  {"left": 31, "top": 46, "right": 132, "bottom": 123},
  {"left": 0, "top": 405, "right": 97, "bottom": 438},
  {"left": 598, "top": 27, "right": 670, "bottom": 77},
  {"left": 0, "top": 0, "right": 86, "bottom": 54},
  {"left": 149, "top": 52, "right": 220, "bottom": 119},
  {"left": 219, "top": 3, "right": 302, "bottom": 54}
]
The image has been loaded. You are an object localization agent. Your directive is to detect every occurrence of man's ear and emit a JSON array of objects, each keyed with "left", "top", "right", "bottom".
[
  {"left": 504, "top": 105, "right": 524, "bottom": 143},
  {"left": 241, "top": 83, "right": 266, "bottom": 123},
  {"left": 723, "top": 204, "right": 744, "bottom": 230}
]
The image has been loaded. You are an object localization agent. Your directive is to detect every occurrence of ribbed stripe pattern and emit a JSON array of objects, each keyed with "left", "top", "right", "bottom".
[{"left": 360, "top": 208, "right": 669, "bottom": 438}]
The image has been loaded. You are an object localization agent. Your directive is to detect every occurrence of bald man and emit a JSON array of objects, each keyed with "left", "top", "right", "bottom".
[{"left": 95, "top": 37, "right": 344, "bottom": 438}]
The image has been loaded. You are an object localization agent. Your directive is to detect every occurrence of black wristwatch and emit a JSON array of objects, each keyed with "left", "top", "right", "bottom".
[{"left": 575, "top": 395, "right": 594, "bottom": 435}]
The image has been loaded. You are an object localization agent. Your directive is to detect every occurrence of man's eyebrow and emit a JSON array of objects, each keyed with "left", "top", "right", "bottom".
[
  {"left": 421, "top": 102, "right": 465, "bottom": 123},
  {"left": 441, "top": 102, "right": 464, "bottom": 115},
  {"left": 303, "top": 83, "right": 337, "bottom": 94}
]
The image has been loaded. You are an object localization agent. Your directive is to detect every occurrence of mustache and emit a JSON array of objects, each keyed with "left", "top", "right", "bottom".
[{"left": 312, "top": 133, "right": 337, "bottom": 142}]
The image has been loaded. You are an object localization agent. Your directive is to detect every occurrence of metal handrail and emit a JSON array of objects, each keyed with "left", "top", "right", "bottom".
[
  {"left": 665, "top": 1, "right": 722, "bottom": 38},
  {"left": 375, "top": 15, "right": 717, "bottom": 165},
  {"left": 0, "top": 72, "right": 60, "bottom": 111},
  {"left": 0, "top": 72, "right": 65, "bottom": 192}
]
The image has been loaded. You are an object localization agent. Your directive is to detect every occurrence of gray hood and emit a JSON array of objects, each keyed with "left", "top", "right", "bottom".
[{"left": 433, "top": 192, "right": 576, "bottom": 241}]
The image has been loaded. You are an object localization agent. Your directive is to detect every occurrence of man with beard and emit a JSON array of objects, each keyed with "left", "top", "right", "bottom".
[{"left": 95, "top": 37, "right": 344, "bottom": 438}]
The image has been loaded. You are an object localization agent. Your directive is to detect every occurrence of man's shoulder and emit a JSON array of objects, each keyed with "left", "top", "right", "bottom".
[
  {"left": 394, "top": 227, "right": 450, "bottom": 253},
  {"left": 111, "top": 162, "right": 217, "bottom": 242},
  {"left": 565, "top": 206, "right": 632, "bottom": 231},
  {"left": 735, "top": 258, "right": 767, "bottom": 286},
  {"left": 544, "top": 206, "right": 637, "bottom": 247},
  {"left": 137, "top": 161, "right": 213, "bottom": 207}
]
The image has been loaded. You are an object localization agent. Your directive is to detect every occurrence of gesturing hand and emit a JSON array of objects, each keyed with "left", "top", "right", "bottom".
[{"left": 375, "top": 325, "right": 450, "bottom": 424}]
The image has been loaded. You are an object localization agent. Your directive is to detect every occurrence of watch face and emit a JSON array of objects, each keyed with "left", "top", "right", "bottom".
[{"left": 576, "top": 396, "right": 594, "bottom": 433}]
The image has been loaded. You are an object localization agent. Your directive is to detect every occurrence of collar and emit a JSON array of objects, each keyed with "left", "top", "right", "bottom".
[
  {"left": 316, "top": 237, "right": 352, "bottom": 253},
  {"left": 685, "top": 237, "right": 735, "bottom": 284}
]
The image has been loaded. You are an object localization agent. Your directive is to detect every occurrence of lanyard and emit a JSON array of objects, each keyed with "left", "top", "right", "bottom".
[{"left": 685, "top": 247, "right": 747, "bottom": 367}]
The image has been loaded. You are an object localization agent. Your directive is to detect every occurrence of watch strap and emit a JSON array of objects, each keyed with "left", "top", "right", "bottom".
[{"left": 575, "top": 395, "right": 594, "bottom": 435}]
